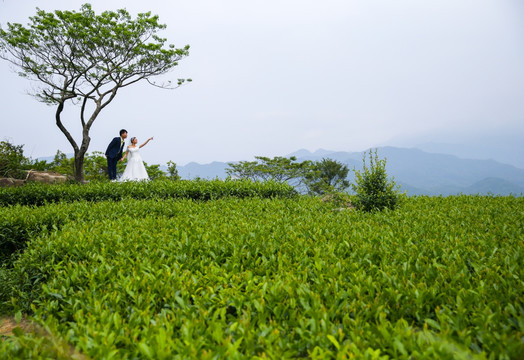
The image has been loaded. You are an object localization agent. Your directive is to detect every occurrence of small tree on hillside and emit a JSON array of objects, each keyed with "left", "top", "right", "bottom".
[
  {"left": 166, "top": 160, "right": 181, "bottom": 180},
  {"left": 144, "top": 163, "right": 165, "bottom": 181},
  {"left": 225, "top": 160, "right": 259, "bottom": 181},
  {"left": 0, "top": 140, "right": 31, "bottom": 179},
  {"left": 226, "top": 156, "right": 312, "bottom": 187},
  {"left": 83, "top": 151, "right": 112, "bottom": 181},
  {"left": 305, "top": 158, "right": 350, "bottom": 195},
  {"left": 49, "top": 150, "right": 75, "bottom": 177},
  {"left": 351, "top": 149, "right": 402, "bottom": 212},
  {"left": 0, "top": 4, "right": 190, "bottom": 182}
]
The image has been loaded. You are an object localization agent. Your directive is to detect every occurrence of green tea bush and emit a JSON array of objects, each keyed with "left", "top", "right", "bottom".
[
  {"left": 0, "top": 206, "right": 65, "bottom": 267},
  {"left": 351, "top": 149, "right": 402, "bottom": 212},
  {"left": 0, "top": 201, "right": 132, "bottom": 267},
  {"left": 2, "top": 196, "right": 523, "bottom": 358},
  {"left": 0, "top": 179, "right": 297, "bottom": 206}
]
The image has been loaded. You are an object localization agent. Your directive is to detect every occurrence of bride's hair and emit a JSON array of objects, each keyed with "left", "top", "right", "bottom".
[{"left": 130, "top": 137, "right": 136, "bottom": 144}]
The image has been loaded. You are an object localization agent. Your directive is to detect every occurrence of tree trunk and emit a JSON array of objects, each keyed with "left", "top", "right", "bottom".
[
  {"left": 74, "top": 134, "right": 91, "bottom": 183},
  {"left": 74, "top": 151, "right": 86, "bottom": 183},
  {"left": 55, "top": 99, "right": 85, "bottom": 182}
]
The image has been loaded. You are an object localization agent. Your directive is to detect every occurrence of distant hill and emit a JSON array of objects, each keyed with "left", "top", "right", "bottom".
[
  {"left": 175, "top": 147, "right": 524, "bottom": 196},
  {"left": 369, "top": 147, "right": 524, "bottom": 194},
  {"left": 412, "top": 137, "right": 524, "bottom": 170},
  {"left": 463, "top": 177, "right": 524, "bottom": 196},
  {"left": 386, "top": 128, "right": 524, "bottom": 169}
]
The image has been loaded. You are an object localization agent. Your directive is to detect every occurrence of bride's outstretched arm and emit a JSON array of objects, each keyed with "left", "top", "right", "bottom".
[{"left": 139, "top": 137, "right": 154, "bottom": 148}]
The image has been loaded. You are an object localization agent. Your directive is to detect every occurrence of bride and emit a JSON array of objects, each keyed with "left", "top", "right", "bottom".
[{"left": 119, "top": 136, "right": 154, "bottom": 181}]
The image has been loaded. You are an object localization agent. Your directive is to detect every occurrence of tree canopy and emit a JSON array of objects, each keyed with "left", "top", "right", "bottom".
[
  {"left": 304, "top": 158, "right": 350, "bottom": 195},
  {"left": 0, "top": 4, "right": 190, "bottom": 181},
  {"left": 226, "top": 156, "right": 352, "bottom": 195},
  {"left": 226, "top": 156, "right": 312, "bottom": 187},
  {"left": 0, "top": 140, "right": 30, "bottom": 179}
]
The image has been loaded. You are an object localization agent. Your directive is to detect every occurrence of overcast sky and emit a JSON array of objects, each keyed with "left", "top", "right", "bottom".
[{"left": 1, "top": 0, "right": 523, "bottom": 166}]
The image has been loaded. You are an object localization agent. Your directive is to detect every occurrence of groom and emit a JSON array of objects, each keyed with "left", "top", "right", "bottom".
[{"left": 105, "top": 129, "right": 127, "bottom": 180}]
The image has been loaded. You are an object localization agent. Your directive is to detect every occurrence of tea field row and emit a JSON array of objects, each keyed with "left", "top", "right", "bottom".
[{"left": 1, "top": 196, "right": 523, "bottom": 358}]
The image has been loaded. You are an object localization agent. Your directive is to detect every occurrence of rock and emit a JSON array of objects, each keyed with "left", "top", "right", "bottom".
[
  {"left": 0, "top": 171, "right": 72, "bottom": 187},
  {"left": 0, "top": 178, "right": 25, "bottom": 187},
  {"left": 25, "top": 170, "right": 70, "bottom": 184}
]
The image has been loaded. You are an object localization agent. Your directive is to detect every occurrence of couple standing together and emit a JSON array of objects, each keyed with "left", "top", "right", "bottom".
[{"left": 105, "top": 129, "right": 153, "bottom": 181}]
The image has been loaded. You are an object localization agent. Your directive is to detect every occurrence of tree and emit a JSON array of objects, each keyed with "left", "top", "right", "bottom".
[
  {"left": 166, "top": 160, "right": 181, "bottom": 180},
  {"left": 225, "top": 160, "right": 259, "bottom": 181},
  {"left": 351, "top": 149, "right": 402, "bottom": 212},
  {"left": 305, "top": 158, "right": 350, "bottom": 195},
  {"left": 144, "top": 163, "right": 165, "bottom": 181},
  {"left": 46, "top": 150, "right": 74, "bottom": 176},
  {"left": 226, "top": 156, "right": 312, "bottom": 187},
  {"left": 0, "top": 4, "right": 190, "bottom": 182},
  {"left": 83, "top": 151, "right": 111, "bottom": 181},
  {"left": 0, "top": 140, "right": 31, "bottom": 179}
]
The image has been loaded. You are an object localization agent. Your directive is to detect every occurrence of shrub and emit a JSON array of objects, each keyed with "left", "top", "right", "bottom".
[
  {"left": 0, "top": 206, "right": 67, "bottom": 267},
  {"left": 0, "top": 179, "right": 298, "bottom": 206},
  {"left": 351, "top": 149, "right": 402, "bottom": 212},
  {"left": 0, "top": 140, "right": 31, "bottom": 179}
]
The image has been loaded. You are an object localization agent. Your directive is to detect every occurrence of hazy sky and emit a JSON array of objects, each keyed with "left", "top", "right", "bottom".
[{"left": 1, "top": 0, "right": 523, "bottom": 166}]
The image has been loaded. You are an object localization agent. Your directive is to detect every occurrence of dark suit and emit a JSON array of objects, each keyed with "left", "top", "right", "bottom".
[{"left": 105, "top": 137, "right": 125, "bottom": 180}]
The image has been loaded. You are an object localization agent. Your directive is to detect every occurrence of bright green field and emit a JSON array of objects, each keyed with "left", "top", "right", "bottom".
[{"left": 1, "top": 195, "right": 523, "bottom": 359}]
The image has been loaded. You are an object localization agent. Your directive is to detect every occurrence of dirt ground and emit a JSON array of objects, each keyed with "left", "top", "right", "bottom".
[
  {"left": 0, "top": 316, "right": 32, "bottom": 337},
  {"left": 1, "top": 316, "right": 89, "bottom": 359}
]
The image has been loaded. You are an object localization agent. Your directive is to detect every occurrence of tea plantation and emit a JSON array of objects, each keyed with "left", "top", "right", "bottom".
[{"left": 0, "top": 181, "right": 523, "bottom": 359}]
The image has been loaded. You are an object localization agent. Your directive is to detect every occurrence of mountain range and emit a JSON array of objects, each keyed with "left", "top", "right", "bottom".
[{"left": 175, "top": 147, "right": 524, "bottom": 196}]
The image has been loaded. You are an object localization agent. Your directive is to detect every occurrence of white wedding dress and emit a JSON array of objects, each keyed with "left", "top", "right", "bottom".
[{"left": 119, "top": 146, "right": 149, "bottom": 181}]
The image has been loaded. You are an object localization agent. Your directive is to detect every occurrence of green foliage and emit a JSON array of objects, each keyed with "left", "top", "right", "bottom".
[
  {"left": 0, "top": 4, "right": 190, "bottom": 181},
  {"left": 40, "top": 151, "right": 164, "bottom": 181},
  {"left": 226, "top": 156, "right": 312, "bottom": 187},
  {"left": 305, "top": 158, "right": 350, "bottom": 195},
  {"left": 0, "top": 205, "right": 67, "bottom": 267},
  {"left": 0, "top": 179, "right": 298, "bottom": 207},
  {"left": 0, "top": 140, "right": 31, "bottom": 179},
  {"left": 0, "top": 326, "right": 79, "bottom": 360},
  {"left": 226, "top": 160, "right": 258, "bottom": 181},
  {"left": 26, "top": 159, "right": 49, "bottom": 172},
  {"left": 352, "top": 149, "right": 402, "bottom": 212},
  {"left": 166, "top": 160, "right": 181, "bottom": 180},
  {"left": 144, "top": 163, "right": 166, "bottom": 181},
  {"left": 46, "top": 150, "right": 75, "bottom": 177},
  {"left": 0, "top": 143, "right": 176, "bottom": 183},
  {"left": 1, "top": 195, "right": 523, "bottom": 358},
  {"left": 227, "top": 156, "right": 353, "bottom": 195},
  {"left": 0, "top": 4, "right": 190, "bottom": 102},
  {"left": 82, "top": 151, "right": 109, "bottom": 181}
]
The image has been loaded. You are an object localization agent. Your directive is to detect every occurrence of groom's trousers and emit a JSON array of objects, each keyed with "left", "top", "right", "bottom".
[{"left": 107, "top": 156, "right": 118, "bottom": 180}]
